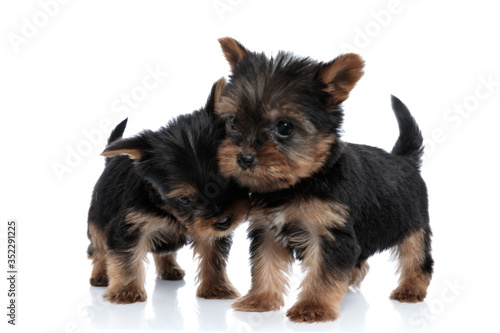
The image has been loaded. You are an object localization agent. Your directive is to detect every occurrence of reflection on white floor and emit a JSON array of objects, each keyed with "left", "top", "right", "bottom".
[
  {"left": 83, "top": 248, "right": 438, "bottom": 332},
  {"left": 87, "top": 283, "right": 366, "bottom": 332},
  {"left": 88, "top": 280, "right": 186, "bottom": 331}
]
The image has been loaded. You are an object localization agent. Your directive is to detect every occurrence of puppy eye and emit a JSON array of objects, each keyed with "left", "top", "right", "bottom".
[
  {"left": 176, "top": 197, "right": 192, "bottom": 205},
  {"left": 230, "top": 117, "right": 237, "bottom": 131},
  {"left": 276, "top": 120, "right": 294, "bottom": 136}
]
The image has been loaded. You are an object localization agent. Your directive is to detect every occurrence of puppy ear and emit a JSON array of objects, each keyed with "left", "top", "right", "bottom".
[
  {"left": 318, "top": 53, "right": 365, "bottom": 104},
  {"left": 205, "top": 77, "right": 226, "bottom": 116},
  {"left": 218, "top": 37, "right": 249, "bottom": 70},
  {"left": 213, "top": 76, "right": 226, "bottom": 110},
  {"left": 100, "top": 135, "right": 150, "bottom": 160}
]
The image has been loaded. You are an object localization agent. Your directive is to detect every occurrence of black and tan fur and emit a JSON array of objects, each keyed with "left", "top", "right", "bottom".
[
  {"left": 215, "top": 37, "right": 433, "bottom": 322},
  {"left": 87, "top": 78, "right": 250, "bottom": 304}
]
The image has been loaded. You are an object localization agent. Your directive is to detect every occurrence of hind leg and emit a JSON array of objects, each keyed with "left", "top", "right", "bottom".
[
  {"left": 87, "top": 223, "right": 109, "bottom": 286},
  {"left": 153, "top": 253, "right": 185, "bottom": 281},
  {"left": 390, "top": 227, "right": 434, "bottom": 302}
]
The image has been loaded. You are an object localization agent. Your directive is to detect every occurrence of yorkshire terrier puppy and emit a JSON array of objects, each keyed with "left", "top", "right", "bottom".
[
  {"left": 215, "top": 37, "right": 433, "bottom": 322},
  {"left": 87, "top": 78, "right": 249, "bottom": 304}
]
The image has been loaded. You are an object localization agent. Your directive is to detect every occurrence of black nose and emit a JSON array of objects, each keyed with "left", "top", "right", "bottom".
[
  {"left": 237, "top": 150, "right": 256, "bottom": 170},
  {"left": 213, "top": 216, "right": 232, "bottom": 231}
]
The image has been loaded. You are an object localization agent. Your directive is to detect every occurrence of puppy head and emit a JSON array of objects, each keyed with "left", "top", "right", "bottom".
[
  {"left": 216, "top": 37, "right": 364, "bottom": 192},
  {"left": 102, "top": 78, "right": 250, "bottom": 239}
]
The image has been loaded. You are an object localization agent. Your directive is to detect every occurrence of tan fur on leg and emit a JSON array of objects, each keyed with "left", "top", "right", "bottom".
[
  {"left": 103, "top": 241, "right": 148, "bottom": 304},
  {"left": 154, "top": 253, "right": 185, "bottom": 281},
  {"left": 102, "top": 210, "right": 186, "bottom": 304},
  {"left": 286, "top": 230, "right": 350, "bottom": 323},
  {"left": 194, "top": 239, "right": 239, "bottom": 299},
  {"left": 232, "top": 228, "right": 293, "bottom": 312},
  {"left": 390, "top": 228, "right": 431, "bottom": 302},
  {"left": 88, "top": 223, "right": 109, "bottom": 286}
]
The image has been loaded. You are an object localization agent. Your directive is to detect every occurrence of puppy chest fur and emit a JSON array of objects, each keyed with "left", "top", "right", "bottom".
[{"left": 251, "top": 197, "right": 350, "bottom": 258}]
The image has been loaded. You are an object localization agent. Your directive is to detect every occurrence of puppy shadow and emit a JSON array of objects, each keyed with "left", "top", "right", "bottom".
[
  {"left": 196, "top": 297, "right": 236, "bottom": 331},
  {"left": 149, "top": 279, "right": 186, "bottom": 330},
  {"left": 230, "top": 309, "right": 288, "bottom": 331},
  {"left": 87, "top": 286, "right": 147, "bottom": 330},
  {"left": 391, "top": 299, "right": 431, "bottom": 332},
  {"left": 284, "top": 290, "right": 369, "bottom": 332},
  {"left": 87, "top": 279, "right": 185, "bottom": 330},
  {"left": 227, "top": 291, "right": 369, "bottom": 332},
  {"left": 339, "top": 290, "right": 369, "bottom": 331}
]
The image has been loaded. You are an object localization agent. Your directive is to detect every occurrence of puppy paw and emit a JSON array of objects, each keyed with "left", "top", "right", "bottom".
[
  {"left": 103, "top": 285, "right": 147, "bottom": 304},
  {"left": 232, "top": 293, "right": 283, "bottom": 312},
  {"left": 197, "top": 283, "right": 240, "bottom": 299},
  {"left": 158, "top": 267, "right": 185, "bottom": 281},
  {"left": 90, "top": 274, "right": 109, "bottom": 287},
  {"left": 390, "top": 287, "right": 427, "bottom": 303},
  {"left": 286, "top": 302, "right": 338, "bottom": 323}
]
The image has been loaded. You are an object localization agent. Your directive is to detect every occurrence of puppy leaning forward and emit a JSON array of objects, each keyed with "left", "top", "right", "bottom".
[
  {"left": 86, "top": 79, "right": 249, "bottom": 304},
  {"left": 215, "top": 37, "right": 434, "bottom": 323}
]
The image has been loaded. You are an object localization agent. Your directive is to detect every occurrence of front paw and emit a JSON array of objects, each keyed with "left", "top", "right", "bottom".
[
  {"left": 103, "top": 285, "right": 147, "bottom": 304},
  {"left": 232, "top": 293, "right": 283, "bottom": 312},
  {"left": 286, "top": 301, "right": 338, "bottom": 323},
  {"left": 197, "top": 283, "right": 240, "bottom": 299}
]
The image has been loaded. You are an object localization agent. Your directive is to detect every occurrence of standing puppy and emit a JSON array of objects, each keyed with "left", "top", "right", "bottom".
[
  {"left": 215, "top": 37, "right": 433, "bottom": 322},
  {"left": 87, "top": 78, "right": 249, "bottom": 304}
]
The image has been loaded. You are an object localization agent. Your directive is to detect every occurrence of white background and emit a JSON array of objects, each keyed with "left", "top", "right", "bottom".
[{"left": 1, "top": 1, "right": 499, "bottom": 332}]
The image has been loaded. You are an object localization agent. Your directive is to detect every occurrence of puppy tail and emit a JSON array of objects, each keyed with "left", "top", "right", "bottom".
[
  {"left": 390, "top": 96, "right": 423, "bottom": 169},
  {"left": 105, "top": 118, "right": 128, "bottom": 165}
]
